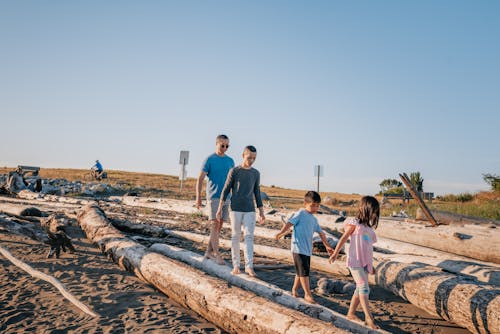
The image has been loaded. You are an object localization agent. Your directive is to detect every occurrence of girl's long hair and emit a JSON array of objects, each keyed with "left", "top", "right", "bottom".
[{"left": 356, "top": 196, "right": 380, "bottom": 229}]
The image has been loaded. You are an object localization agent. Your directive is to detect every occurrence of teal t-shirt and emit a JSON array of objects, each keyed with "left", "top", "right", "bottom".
[
  {"left": 202, "top": 153, "right": 234, "bottom": 200},
  {"left": 289, "top": 209, "right": 322, "bottom": 256}
]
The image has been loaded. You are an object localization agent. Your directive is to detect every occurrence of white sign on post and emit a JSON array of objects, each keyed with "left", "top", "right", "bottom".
[
  {"left": 179, "top": 151, "right": 189, "bottom": 190},
  {"left": 314, "top": 165, "right": 323, "bottom": 193},
  {"left": 179, "top": 151, "right": 190, "bottom": 165}
]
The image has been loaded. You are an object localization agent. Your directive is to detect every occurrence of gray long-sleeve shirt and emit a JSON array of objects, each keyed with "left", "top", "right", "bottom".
[{"left": 221, "top": 166, "right": 263, "bottom": 212}]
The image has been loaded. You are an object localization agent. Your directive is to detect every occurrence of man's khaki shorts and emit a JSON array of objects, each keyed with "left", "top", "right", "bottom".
[{"left": 207, "top": 199, "right": 230, "bottom": 222}]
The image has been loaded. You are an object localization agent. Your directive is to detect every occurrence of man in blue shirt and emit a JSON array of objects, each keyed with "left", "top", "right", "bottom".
[
  {"left": 91, "top": 160, "right": 104, "bottom": 180},
  {"left": 196, "top": 134, "right": 234, "bottom": 264}
]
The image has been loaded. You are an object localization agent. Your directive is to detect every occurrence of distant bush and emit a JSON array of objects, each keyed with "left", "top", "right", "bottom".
[
  {"left": 437, "top": 193, "right": 474, "bottom": 202},
  {"left": 456, "top": 193, "right": 474, "bottom": 202},
  {"left": 483, "top": 173, "right": 500, "bottom": 192}
]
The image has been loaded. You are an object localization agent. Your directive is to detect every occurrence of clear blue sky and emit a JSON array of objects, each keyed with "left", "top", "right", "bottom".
[{"left": 1, "top": 1, "right": 499, "bottom": 196}]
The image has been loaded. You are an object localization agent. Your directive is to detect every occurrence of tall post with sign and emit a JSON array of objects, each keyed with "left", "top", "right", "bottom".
[
  {"left": 314, "top": 165, "right": 323, "bottom": 193},
  {"left": 179, "top": 151, "right": 189, "bottom": 192}
]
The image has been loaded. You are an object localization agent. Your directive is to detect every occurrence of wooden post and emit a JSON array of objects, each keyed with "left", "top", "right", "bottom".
[{"left": 399, "top": 173, "right": 438, "bottom": 226}]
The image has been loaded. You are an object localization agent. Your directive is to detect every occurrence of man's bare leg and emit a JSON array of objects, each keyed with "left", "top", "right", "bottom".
[
  {"left": 204, "top": 220, "right": 217, "bottom": 260},
  {"left": 212, "top": 220, "right": 224, "bottom": 264}
]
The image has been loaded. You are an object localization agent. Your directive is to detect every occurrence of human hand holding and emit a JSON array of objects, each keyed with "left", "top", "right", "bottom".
[
  {"left": 326, "top": 246, "right": 334, "bottom": 255},
  {"left": 274, "top": 232, "right": 282, "bottom": 240},
  {"left": 216, "top": 208, "right": 223, "bottom": 223},
  {"left": 328, "top": 253, "right": 337, "bottom": 264},
  {"left": 258, "top": 213, "right": 265, "bottom": 224},
  {"left": 195, "top": 198, "right": 202, "bottom": 210}
]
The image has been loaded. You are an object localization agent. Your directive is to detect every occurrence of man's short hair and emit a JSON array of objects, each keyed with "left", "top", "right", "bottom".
[
  {"left": 304, "top": 191, "right": 321, "bottom": 203},
  {"left": 245, "top": 145, "right": 257, "bottom": 153},
  {"left": 216, "top": 134, "right": 229, "bottom": 142}
]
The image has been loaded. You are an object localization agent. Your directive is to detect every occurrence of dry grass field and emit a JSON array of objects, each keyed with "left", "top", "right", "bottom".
[{"left": 1, "top": 167, "right": 498, "bottom": 220}]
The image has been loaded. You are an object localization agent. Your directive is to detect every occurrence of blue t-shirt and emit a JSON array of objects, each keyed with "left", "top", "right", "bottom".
[
  {"left": 94, "top": 161, "right": 103, "bottom": 172},
  {"left": 289, "top": 209, "right": 323, "bottom": 256},
  {"left": 201, "top": 153, "right": 234, "bottom": 200}
]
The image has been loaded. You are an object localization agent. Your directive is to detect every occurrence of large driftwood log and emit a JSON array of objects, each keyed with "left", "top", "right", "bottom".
[
  {"left": 323, "top": 217, "right": 500, "bottom": 264},
  {"left": 373, "top": 219, "right": 499, "bottom": 264},
  {"left": 0, "top": 202, "right": 43, "bottom": 217},
  {"left": 150, "top": 243, "right": 385, "bottom": 334},
  {"left": 164, "top": 229, "right": 499, "bottom": 334},
  {"left": 77, "top": 204, "right": 360, "bottom": 334},
  {"left": 0, "top": 215, "right": 49, "bottom": 243},
  {"left": 0, "top": 245, "right": 98, "bottom": 317}
]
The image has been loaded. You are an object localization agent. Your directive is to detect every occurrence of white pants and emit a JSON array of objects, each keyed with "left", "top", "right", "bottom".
[{"left": 230, "top": 211, "right": 256, "bottom": 269}]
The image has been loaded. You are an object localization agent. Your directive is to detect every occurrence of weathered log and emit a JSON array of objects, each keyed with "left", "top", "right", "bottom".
[
  {"left": 17, "top": 189, "right": 41, "bottom": 200},
  {"left": 76, "top": 204, "right": 358, "bottom": 334},
  {"left": 0, "top": 202, "right": 43, "bottom": 217},
  {"left": 375, "top": 219, "right": 500, "bottom": 263},
  {"left": 0, "top": 215, "right": 49, "bottom": 243},
  {"left": 166, "top": 229, "right": 499, "bottom": 334},
  {"left": 375, "top": 260, "right": 499, "bottom": 334},
  {"left": 150, "top": 243, "right": 385, "bottom": 334},
  {"left": 109, "top": 218, "right": 167, "bottom": 237},
  {"left": 0, "top": 245, "right": 98, "bottom": 317}
]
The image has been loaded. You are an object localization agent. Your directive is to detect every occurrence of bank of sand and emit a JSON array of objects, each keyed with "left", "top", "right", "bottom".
[
  {"left": 0, "top": 201, "right": 472, "bottom": 334},
  {"left": 0, "top": 231, "right": 225, "bottom": 333}
]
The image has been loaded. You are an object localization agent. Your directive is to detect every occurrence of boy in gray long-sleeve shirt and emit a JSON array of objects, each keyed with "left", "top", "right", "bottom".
[{"left": 217, "top": 145, "right": 265, "bottom": 277}]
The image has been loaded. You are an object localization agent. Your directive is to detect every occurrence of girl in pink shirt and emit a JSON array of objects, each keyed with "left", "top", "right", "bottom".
[{"left": 329, "top": 196, "right": 380, "bottom": 330}]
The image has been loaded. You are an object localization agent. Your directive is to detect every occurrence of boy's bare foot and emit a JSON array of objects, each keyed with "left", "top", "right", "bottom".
[
  {"left": 291, "top": 290, "right": 298, "bottom": 298},
  {"left": 346, "top": 314, "right": 363, "bottom": 323},
  {"left": 304, "top": 295, "right": 317, "bottom": 304},
  {"left": 231, "top": 268, "right": 241, "bottom": 275},
  {"left": 245, "top": 268, "right": 257, "bottom": 277}
]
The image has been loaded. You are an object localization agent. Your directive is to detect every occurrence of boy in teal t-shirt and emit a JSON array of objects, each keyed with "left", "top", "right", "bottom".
[{"left": 275, "top": 191, "right": 333, "bottom": 303}]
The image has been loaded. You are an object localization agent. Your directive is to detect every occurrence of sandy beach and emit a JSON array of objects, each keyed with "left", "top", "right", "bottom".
[{"left": 1, "top": 193, "right": 479, "bottom": 334}]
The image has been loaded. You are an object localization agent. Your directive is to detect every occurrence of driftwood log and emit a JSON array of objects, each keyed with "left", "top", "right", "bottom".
[
  {"left": 0, "top": 215, "right": 49, "bottom": 243},
  {"left": 372, "top": 219, "right": 500, "bottom": 264},
  {"left": 150, "top": 243, "right": 385, "bottom": 334},
  {"left": 77, "top": 204, "right": 360, "bottom": 334},
  {"left": 164, "top": 229, "right": 499, "bottom": 334}
]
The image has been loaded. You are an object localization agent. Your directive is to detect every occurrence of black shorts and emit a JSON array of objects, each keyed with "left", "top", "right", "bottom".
[{"left": 293, "top": 252, "right": 311, "bottom": 277}]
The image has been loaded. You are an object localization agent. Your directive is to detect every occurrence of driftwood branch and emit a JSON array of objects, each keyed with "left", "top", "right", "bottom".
[{"left": 0, "top": 245, "right": 98, "bottom": 317}]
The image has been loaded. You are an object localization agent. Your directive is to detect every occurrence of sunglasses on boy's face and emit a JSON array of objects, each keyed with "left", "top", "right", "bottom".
[{"left": 219, "top": 144, "right": 229, "bottom": 148}]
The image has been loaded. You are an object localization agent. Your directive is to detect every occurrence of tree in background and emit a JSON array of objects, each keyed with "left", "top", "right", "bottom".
[
  {"left": 379, "top": 178, "right": 403, "bottom": 194},
  {"left": 483, "top": 173, "right": 500, "bottom": 192},
  {"left": 409, "top": 172, "right": 424, "bottom": 192}
]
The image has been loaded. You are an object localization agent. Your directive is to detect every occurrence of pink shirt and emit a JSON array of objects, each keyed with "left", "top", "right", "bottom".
[{"left": 345, "top": 217, "right": 377, "bottom": 273}]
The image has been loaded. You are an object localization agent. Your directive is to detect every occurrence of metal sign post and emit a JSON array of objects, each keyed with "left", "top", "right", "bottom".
[
  {"left": 314, "top": 165, "right": 323, "bottom": 193},
  {"left": 179, "top": 151, "right": 189, "bottom": 191}
]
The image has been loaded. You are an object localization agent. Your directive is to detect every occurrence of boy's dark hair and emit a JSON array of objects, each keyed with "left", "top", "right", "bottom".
[
  {"left": 216, "top": 134, "right": 229, "bottom": 141},
  {"left": 245, "top": 145, "right": 257, "bottom": 153},
  {"left": 304, "top": 190, "right": 321, "bottom": 203},
  {"left": 357, "top": 196, "right": 380, "bottom": 229}
]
